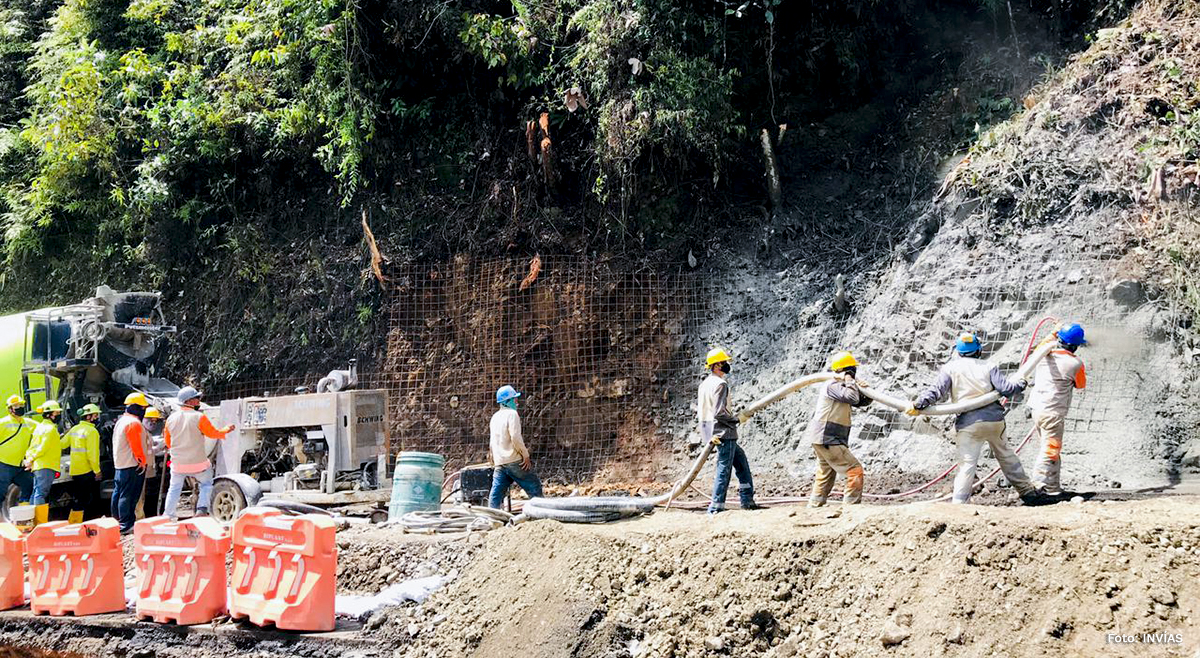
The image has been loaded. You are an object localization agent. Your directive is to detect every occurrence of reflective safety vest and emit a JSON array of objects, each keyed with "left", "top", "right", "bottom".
[
  {"left": 65, "top": 421, "right": 101, "bottom": 476},
  {"left": 0, "top": 414, "right": 37, "bottom": 467},
  {"left": 25, "top": 420, "right": 61, "bottom": 471}
]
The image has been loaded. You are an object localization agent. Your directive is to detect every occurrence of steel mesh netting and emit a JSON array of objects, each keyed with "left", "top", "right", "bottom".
[
  {"left": 208, "top": 252, "right": 1153, "bottom": 485},
  {"left": 211, "top": 256, "right": 707, "bottom": 482}
]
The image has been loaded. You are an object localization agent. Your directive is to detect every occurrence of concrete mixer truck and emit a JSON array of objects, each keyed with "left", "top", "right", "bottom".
[
  {"left": 1, "top": 286, "right": 392, "bottom": 523},
  {"left": 0, "top": 285, "right": 178, "bottom": 517}
]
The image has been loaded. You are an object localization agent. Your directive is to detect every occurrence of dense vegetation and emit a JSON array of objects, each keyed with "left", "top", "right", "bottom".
[{"left": 0, "top": 0, "right": 1130, "bottom": 381}]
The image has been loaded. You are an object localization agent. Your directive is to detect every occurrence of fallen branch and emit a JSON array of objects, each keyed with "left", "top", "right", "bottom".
[{"left": 362, "top": 209, "right": 389, "bottom": 289}]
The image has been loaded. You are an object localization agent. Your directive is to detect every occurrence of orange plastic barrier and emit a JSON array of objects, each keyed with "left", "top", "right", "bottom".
[
  {"left": 134, "top": 516, "right": 231, "bottom": 625},
  {"left": 26, "top": 518, "right": 124, "bottom": 616},
  {"left": 229, "top": 508, "right": 337, "bottom": 631},
  {"left": 0, "top": 523, "right": 24, "bottom": 610}
]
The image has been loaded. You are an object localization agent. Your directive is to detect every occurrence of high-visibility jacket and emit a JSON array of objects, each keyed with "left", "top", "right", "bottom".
[
  {"left": 112, "top": 412, "right": 147, "bottom": 470},
  {"left": 24, "top": 419, "right": 61, "bottom": 471},
  {"left": 0, "top": 414, "right": 37, "bottom": 467},
  {"left": 65, "top": 420, "right": 101, "bottom": 476}
]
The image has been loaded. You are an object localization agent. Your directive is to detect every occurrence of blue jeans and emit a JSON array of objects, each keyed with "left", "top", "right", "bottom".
[
  {"left": 709, "top": 439, "right": 755, "bottom": 513},
  {"left": 30, "top": 468, "right": 55, "bottom": 505},
  {"left": 164, "top": 467, "right": 214, "bottom": 518},
  {"left": 111, "top": 467, "right": 145, "bottom": 531},
  {"left": 488, "top": 461, "right": 543, "bottom": 509},
  {"left": 0, "top": 463, "right": 32, "bottom": 505}
]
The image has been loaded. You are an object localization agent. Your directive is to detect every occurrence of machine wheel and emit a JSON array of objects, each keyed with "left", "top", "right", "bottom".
[
  {"left": 369, "top": 509, "right": 389, "bottom": 524},
  {"left": 210, "top": 479, "right": 249, "bottom": 524}
]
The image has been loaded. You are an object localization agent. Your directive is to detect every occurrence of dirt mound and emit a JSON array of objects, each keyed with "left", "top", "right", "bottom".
[{"left": 393, "top": 498, "right": 1200, "bottom": 658}]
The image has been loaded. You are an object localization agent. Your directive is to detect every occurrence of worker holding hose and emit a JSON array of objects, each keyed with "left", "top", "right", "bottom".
[
  {"left": 487, "top": 385, "right": 543, "bottom": 509},
  {"left": 907, "top": 333, "right": 1046, "bottom": 505},
  {"left": 1028, "top": 323, "right": 1087, "bottom": 496},
  {"left": 805, "top": 351, "right": 871, "bottom": 507},
  {"left": 700, "top": 348, "right": 761, "bottom": 514}
]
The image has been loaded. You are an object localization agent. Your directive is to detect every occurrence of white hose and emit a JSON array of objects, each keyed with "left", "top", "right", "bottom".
[
  {"left": 742, "top": 341, "right": 1055, "bottom": 418},
  {"left": 391, "top": 504, "right": 514, "bottom": 533}
]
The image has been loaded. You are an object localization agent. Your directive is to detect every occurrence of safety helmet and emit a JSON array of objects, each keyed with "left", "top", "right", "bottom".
[
  {"left": 829, "top": 351, "right": 859, "bottom": 372},
  {"left": 124, "top": 392, "right": 148, "bottom": 407},
  {"left": 496, "top": 385, "right": 521, "bottom": 405},
  {"left": 79, "top": 403, "right": 101, "bottom": 417},
  {"left": 6, "top": 395, "right": 23, "bottom": 408},
  {"left": 955, "top": 333, "right": 983, "bottom": 355},
  {"left": 39, "top": 401, "right": 62, "bottom": 414},
  {"left": 705, "top": 347, "right": 732, "bottom": 367},
  {"left": 1056, "top": 323, "right": 1087, "bottom": 347},
  {"left": 177, "top": 386, "right": 201, "bottom": 404},
  {"left": 144, "top": 407, "right": 163, "bottom": 419}
]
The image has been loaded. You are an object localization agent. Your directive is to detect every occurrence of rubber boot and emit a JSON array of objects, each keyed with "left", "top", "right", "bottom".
[
  {"left": 67, "top": 510, "right": 84, "bottom": 524},
  {"left": 33, "top": 504, "right": 49, "bottom": 527}
]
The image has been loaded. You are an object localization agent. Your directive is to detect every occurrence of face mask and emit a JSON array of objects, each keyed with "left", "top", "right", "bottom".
[
  {"left": 503, "top": 399, "right": 518, "bottom": 410},
  {"left": 718, "top": 362, "right": 732, "bottom": 375},
  {"left": 11, "top": 408, "right": 23, "bottom": 417}
]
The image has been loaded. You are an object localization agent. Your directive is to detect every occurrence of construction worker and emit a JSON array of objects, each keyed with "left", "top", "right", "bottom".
[
  {"left": 24, "top": 400, "right": 63, "bottom": 527},
  {"left": 164, "top": 387, "right": 234, "bottom": 519},
  {"left": 112, "top": 392, "right": 149, "bottom": 533},
  {"left": 806, "top": 351, "right": 871, "bottom": 507},
  {"left": 64, "top": 404, "right": 102, "bottom": 522},
  {"left": 1028, "top": 323, "right": 1087, "bottom": 495},
  {"left": 139, "top": 407, "right": 165, "bottom": 518},
  {"left": 908, "top": 333, "right": 1045, "bottom": 505},
  {"left": 487, "top": 385, "right": 542, "bottom": 509},
  {"left": 0, "top": 396, "right": 36, "bottom": 505},
  {"left": 699, "top": 347, "right": 760, "bottom": 514}
]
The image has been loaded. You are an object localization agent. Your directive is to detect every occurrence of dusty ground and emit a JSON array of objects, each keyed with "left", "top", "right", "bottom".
[{"left": 2, "top": 495, "right": 1192, "bottom": 657}]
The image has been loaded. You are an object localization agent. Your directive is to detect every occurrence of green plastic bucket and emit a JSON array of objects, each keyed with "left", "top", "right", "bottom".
[{"left": 388, "top": 451, "right": 446, "bottom": 518}]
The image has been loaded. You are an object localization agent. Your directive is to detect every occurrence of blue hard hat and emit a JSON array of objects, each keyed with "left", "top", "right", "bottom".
[
  {"left": 1056, "top": 323, "right": 1087, "bottom": 346},
  {"left": 496, "top": 385, "right": 521, "bottom": 405},
  {"left": 955, "top": 333, "right": 983, "bottom": 355}
]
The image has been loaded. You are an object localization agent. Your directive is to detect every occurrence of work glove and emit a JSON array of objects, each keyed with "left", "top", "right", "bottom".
[
  {"left": 710, "top": 435, "right": 722, "bottom": 446},
  {"left": 736, "top": 411, "right": 749, "bottom": 424},
  {"left": 904, "top": 405, "right": 921, "bottom": 417}
]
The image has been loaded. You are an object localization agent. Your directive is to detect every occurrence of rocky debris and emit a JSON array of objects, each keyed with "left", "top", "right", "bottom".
[
  {"left": 1108, "top": 279, "right": 1146, "bottom": 308},
  {"left": 396, "top": 498, "right": 1200, "bottom": 658},
  {"left": 880, "top": 616, "right": 912, "bottom": 647}
]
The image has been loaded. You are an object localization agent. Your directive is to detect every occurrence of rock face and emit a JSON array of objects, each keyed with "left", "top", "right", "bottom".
[{"left": 1108, "top": 279, "right": 1146, "bottom": 308}]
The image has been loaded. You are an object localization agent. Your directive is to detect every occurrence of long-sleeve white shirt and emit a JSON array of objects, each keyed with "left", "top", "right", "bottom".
[{"left": 489, "top": 407, "right": 528, "bottom": 466}]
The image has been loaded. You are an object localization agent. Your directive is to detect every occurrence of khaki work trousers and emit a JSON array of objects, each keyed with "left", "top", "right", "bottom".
[
  {"left": 953, "top": 420, "right": 1034, "bottom": 503},
  {"left": 1031, "top": 412, "right": 1067, "bottom": 494},
  {"left": 809, "top": 444, "right": 864, "bottom": 506}
]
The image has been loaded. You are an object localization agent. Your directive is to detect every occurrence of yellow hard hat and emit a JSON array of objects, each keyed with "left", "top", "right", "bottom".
[
  {"left": 144, "top": 407, "right": 163, "bottom": 419},
  {"left": 6, "top": 395, "right": 23, "bottom": 408},
  {"left": 39, "top": 401, "right": 62, "bottom": 414},
  {"left": 705, "top": 347, "right": 732, "bottom": 367},
  {"left": 124, "top": 392, "right": 148, "bottom": 407},
  {"left": 829, "top": 350, "right": 859, "bottom": 372},
  {"left": 79, "top": 403, "right": 101, "bottom": 417}
]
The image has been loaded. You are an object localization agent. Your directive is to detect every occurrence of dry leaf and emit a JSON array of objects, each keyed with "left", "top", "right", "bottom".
[
  {"left": 565, "top": 87, "right": 589, "bottom": 113},
  {"left": 520, "top": 254, "right": 542, "bottom": 290},
  {"left": 628, "top": 57, "right": 643, "bottom": 75}
]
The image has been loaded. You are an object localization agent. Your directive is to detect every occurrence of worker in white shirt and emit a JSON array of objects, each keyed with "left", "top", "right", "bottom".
[{"left": 487, "top": 385, "right": 543, "bottom": 508}]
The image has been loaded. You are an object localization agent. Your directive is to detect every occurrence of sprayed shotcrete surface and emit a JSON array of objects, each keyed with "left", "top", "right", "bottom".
[{"left": 0, "top": 496, "right": 1196, "bottom": 657}]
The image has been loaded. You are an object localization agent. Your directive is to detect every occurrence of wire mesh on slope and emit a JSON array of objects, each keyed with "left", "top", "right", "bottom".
[
  {"left": 211, "top": 251, "right": 1154, "bottom": 485},
  {"left": 212, "top": 256, "right": 706, "bottom": 481}
]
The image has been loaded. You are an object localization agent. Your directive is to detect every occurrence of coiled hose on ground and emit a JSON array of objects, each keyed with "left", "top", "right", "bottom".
[{"left": 523, "top": 323, "right": 1059, "bottom": 522}]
